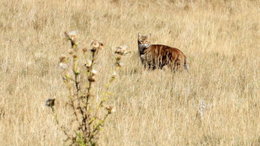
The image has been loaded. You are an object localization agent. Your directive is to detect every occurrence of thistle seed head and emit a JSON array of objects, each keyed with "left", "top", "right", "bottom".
[
  {"left": 115, "top": 45, "right": 128, "bottom": 55},
  {"left": 65, "top": 30, "right": 77, "bottom": 41},
  {"left": 115, "top": 62, "right": 123, "bottom": 67},
  {"left": 59, "top": 55, "right": 67, "bottom": 63},
  {"left": 106, "top": 106, "right": 115, "bottom": 114},
  {"left": 90, "top": 40, "right": 104, "bottom": 52},
  {"left": 45, "top": 98, "right": 55, "bottom": 107},
  {"left": 88, "top": 76, "right": 96, "bottom": 82},
  {"left": 82, "top": 48, "right": 88, "bottom": 53},
  {"left": 91, "top": 69, "right": 98, "bottom": 75},
  {"left": 111, "top": 72, "right": 117, "bottom": 79},
  {"left": 59, "top": 62, "right": 68, "bottom": 70},
  {"left": 72, "top": 54, "right": 78, "bottom": 59},
  {"left": 115, "top": 56, "right": 121, "bottom": 61},
  {"left": 85, "top": 60, "right": 92, "bottom": 70}
]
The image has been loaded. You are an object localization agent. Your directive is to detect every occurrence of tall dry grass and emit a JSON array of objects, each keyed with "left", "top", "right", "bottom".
[{"left": 0, "top": 0, "right": 259, "bottom": 145}]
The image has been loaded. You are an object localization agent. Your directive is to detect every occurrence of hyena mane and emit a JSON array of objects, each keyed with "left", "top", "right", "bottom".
[{"left": 138, "top": 33, "right": 188, "bottom": 71}]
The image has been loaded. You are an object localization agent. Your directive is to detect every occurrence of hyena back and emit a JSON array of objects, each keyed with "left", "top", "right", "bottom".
[{"left": 138, "top": 34, "right": 188, "bottom": 71}]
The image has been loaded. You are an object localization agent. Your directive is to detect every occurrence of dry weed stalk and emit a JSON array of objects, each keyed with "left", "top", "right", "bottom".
[{"left": 46, "top": 31, "right": 126, "bottom": 146}]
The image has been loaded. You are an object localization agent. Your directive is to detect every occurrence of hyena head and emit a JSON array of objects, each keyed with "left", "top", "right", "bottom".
[{"left": 137, "top": 33, "right": 151, "bottom": 55}]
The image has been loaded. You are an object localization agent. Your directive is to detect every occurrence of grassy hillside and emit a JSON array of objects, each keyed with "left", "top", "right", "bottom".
[{"left": 0, "top": 0, "right": 259, "bottom": 145}]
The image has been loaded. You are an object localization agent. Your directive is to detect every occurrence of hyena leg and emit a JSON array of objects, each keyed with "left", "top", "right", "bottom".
[
  {"left": 168, "top": 62, "right": 177, "bottom": 72},
  {"left": 170, "top": 60, "right": 181, "bottom": 72},
  {"left": 143, "top": 61, "right": 156, "bottom": 70},
  {"left": 148, "top": 63, "right": 156, "bottom": 70},
  {"left": 176, "top": 61, "right": 181, "bottom": 71},
  {"left": 143, "top": 62, "right": 148, "bottom": 69},
  {"left": 141, "top": 57, "right": 150, "bottom": 70},
  {"left": 149, "top": 59, "right": 158, "bottom": 70},
  {"left": 184, "top": 59, "right": 189, "bottom": 72}
]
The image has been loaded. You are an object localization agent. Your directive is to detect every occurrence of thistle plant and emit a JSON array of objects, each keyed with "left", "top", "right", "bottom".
[
  {"left": 114, "top": 45, "right": 129, "bottom": 71},
  {"left": 46, "top": 31, "right": 127, "bottom": 146}
]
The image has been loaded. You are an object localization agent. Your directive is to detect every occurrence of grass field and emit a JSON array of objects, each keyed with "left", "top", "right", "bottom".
[{"left": 0, "top": 0, "right": 259, "bottom": 145}]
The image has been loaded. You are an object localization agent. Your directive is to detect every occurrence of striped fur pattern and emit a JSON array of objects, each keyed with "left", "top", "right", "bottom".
[{"left": 138, "top": 34, "right": 188, "bottom": 71}]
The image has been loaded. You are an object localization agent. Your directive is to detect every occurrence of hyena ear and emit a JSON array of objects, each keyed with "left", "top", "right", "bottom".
[
  {"left": 138, "top": 32, "right": 141, "bottom": 39},
  {"left": 149, "top": 33, "right": 151, "bottom": 38}
]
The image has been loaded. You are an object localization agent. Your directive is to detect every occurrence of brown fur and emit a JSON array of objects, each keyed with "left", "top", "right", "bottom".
[{"left": 138, "top": 34, "right": 188, "bottom": 71}]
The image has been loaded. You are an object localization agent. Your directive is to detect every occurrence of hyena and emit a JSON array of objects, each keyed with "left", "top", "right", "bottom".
[{"left": 138, "top": 33, "right": 188, "bottom": 71}]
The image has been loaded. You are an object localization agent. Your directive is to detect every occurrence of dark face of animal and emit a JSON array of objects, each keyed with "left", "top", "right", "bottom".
[{"left": 137, "top": 34, "right": 151, "bottom": 55}]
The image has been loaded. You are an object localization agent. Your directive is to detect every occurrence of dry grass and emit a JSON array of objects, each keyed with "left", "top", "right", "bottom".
[{"left": 0, "top": 0, "right": 259, "bottom": 145}]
